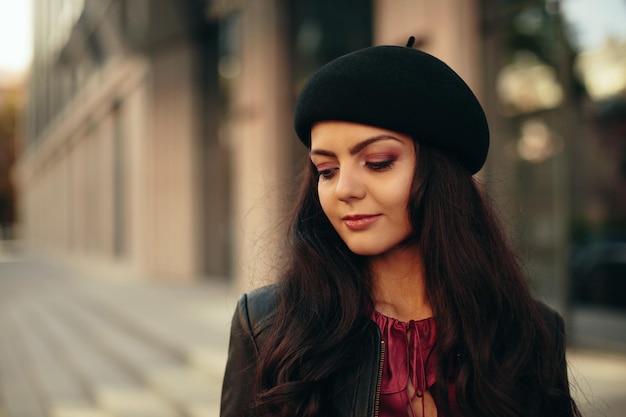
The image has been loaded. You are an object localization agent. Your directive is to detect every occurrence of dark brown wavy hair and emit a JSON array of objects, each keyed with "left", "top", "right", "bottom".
[{"left": 254, "top": 144, "right": 580, "bottom": 417}]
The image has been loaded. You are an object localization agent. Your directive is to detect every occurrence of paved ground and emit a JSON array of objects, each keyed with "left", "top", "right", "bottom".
[
  {"left": 568, "top": 348, "right": 626, "bottom": 417},
  {"left": 0, "top": 250, "right": 237, "bottom": 417},
  {"left": 0, "top": 245, "right": 625, "bottom": 417}
]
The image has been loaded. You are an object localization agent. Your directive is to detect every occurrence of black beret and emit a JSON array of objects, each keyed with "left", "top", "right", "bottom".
[{"left": 294, "top": 45, "right": 490, "bottom": 174}]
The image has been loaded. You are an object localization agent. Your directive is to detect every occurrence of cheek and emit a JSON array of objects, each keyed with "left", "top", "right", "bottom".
[{"left": 377, "top": 176, "right": 413, "bottom": 215}]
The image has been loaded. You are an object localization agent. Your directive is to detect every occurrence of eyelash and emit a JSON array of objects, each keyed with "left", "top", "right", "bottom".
[
  {"left": 366, "top": 159, "right": 395, "bottom": 171},
  {"left": 318, "top": 168, "right": 337, "bottom": 180},
  {"left": 317, "top": 159, "right": 395, "bottom": 180}
]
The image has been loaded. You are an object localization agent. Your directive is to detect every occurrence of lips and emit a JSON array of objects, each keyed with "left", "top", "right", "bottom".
[{"left": 342, "top": 214, "right": 382, "bottom": 231}]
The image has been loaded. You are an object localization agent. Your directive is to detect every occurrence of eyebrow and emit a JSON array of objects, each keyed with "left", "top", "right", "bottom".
[{"left": 310, "top": 135, "right": 404, "bottom": 158}]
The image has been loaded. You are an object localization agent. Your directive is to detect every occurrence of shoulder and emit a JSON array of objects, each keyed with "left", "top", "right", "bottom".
[
  {"left": 532, "top": 299, "right": 567, "bottom": 355},
  {"left": 236, "top": 283, "right": 281, "bottom": 338},
  {"left": 533, "top": 299, "right": 565, "bottom": 333}
]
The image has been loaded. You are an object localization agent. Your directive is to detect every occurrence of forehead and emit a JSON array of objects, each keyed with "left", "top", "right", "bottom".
[{"left": 310, "top": 121, "right": 413, "bottom": 150}]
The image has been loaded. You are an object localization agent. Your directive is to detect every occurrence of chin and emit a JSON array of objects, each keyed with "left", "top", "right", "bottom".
[
  {"left": 344, "top": 242, "right": 392, "bottom": 257},
  {"left": 343, "top": 235, "right": 415, "bottom": 257}
]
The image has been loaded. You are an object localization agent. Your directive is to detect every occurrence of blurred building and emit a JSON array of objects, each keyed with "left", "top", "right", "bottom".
[
  {"left": 567, "top": 37, "right": 626, "bottom": 311},
  {"left": 0, "top": 82, "right": 22, "bottom": 241},
  {"left": 574, "top": 37, "right": 626, "bottom": 226},
  {"left": 14, "top": 0, "right": 484, "bottom": 288},
  {"left": 15, "top": 0, "right": 229, "bottom": 282}
]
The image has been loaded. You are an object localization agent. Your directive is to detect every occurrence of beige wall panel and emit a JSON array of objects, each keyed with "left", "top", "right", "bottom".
[
  {"left": 15, "top": 56, "right": 151, "bottom": 275},
  {"left": 24, "top": 180, "right": 36, "bottom": 243},
  {"left": 33, "top": 168, "right": 43, "bottom": 244},
  {"left": 94, "top": 113, "right": 116, "bottom": 257},
  {"left": 76, "top": 129, "right": 95, "bottom": 254},
  {"left": 374, "top": 0, "right": 482, "bottom": 97},
  {"left": 59, "top": 152, "right": 70, "bottom": 251},
  {"left": 86, "top": 129, "right": 100, "bottom": 254},
  {"left": 374, "top": 0, "right": 431, "bottom": 46},
  {"left": 21, "top": 184, "right": 34, "bottom": 244},
  {"left": 232, "top": 0, "right": 291, "bottom": 291},
  {"left": 67, "top": 137, "right": 81, "bottom": 253},
  {"left": 124, "top": 82, "right": 150, "bottom": 273},
  {"left": 148, "top": 44, "right": 199, "bottom": 281},
  {"left": 433, "top": 0, "right": 481, "bottom": 97},
  {"left": 36, "top": 166, "right": 51, "bottom": 246},
  {"left": 48, "top": 155, "right": 67, "bottom": 249},
  {"left": 77, "top": 131, "right": 92, "bottom": 253},
  {"left": 46, "top": 167, "right": 55, "bottom": 245}
]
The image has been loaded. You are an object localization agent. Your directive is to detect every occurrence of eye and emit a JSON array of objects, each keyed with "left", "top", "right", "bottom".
[
  {"left": 365, "top": 159, "right": 395, "bottom": 171},
  {"left": 318, "top": 168, "right": 338, "bottom": 180}
]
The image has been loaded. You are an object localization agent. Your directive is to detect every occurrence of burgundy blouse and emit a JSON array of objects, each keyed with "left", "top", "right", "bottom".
[{"left": 371, "top": 310, "right": 438, "bottom": 417}]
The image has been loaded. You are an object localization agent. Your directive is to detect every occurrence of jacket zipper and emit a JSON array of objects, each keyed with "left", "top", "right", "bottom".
[{"left": 374, "top": 340, "right": 385, "bottom": 417}]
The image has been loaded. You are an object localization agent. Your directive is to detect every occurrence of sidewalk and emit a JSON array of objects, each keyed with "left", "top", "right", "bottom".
[
  {"left": 568, "top": 348, "right": 626, "bottom": 417},
  {"left": 0, "top": 251, "right": 239, "bottom": 417},
  {"left": 0, "top": 248, "right": 625, "bottom": 417}
]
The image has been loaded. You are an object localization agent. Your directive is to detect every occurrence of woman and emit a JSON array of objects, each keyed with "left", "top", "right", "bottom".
[{"left": 221, "top": 38, "right": 580, "bottom": 417}]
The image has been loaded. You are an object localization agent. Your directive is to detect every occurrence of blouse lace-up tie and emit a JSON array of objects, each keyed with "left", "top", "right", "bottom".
[{"left": 371, "top": 310, "right": 437, "bottom": 417}]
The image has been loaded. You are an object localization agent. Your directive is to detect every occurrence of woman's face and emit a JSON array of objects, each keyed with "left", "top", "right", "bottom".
[{"left": 310, "top": 121, "right": 416, "bottom": 256}]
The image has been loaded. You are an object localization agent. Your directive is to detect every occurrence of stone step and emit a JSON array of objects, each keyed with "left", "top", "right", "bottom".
[
  {"left": 46, "top": 296, "right": 181, "bottom": 417},
  {"left": 73, "top": 285, "right": 228, "bottom": 382},
  {"left": 0, "top": 261, "right": 230, "bottom": 417},
  {"left": 27, "top": 300, "right": 138, "bottom": 391},
  {"left": 49, "top": 285, "right": 223, "bottom": 415},
  {"left": 0, "top": 315, "right": 48, "bottom": 417},
  {"left": 6, "top": 306, "right": 94, "bottom": 412},
  {"left": 62, "top": 288, "right": 224, "bottom": 415}
]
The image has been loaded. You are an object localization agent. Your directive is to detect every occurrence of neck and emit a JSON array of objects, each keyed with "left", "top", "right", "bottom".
[{"left": 370, "top": 246, "right": 432, "bottom": 322}]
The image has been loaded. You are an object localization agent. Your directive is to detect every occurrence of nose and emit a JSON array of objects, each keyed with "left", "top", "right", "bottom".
[{"left": 334, "top": 167, "right": 366, "bottom": 202}]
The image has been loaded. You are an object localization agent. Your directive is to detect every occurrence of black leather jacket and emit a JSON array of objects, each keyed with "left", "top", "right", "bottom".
[{"left": 220, "top": 284, "right": 571, "bottom": 417}]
